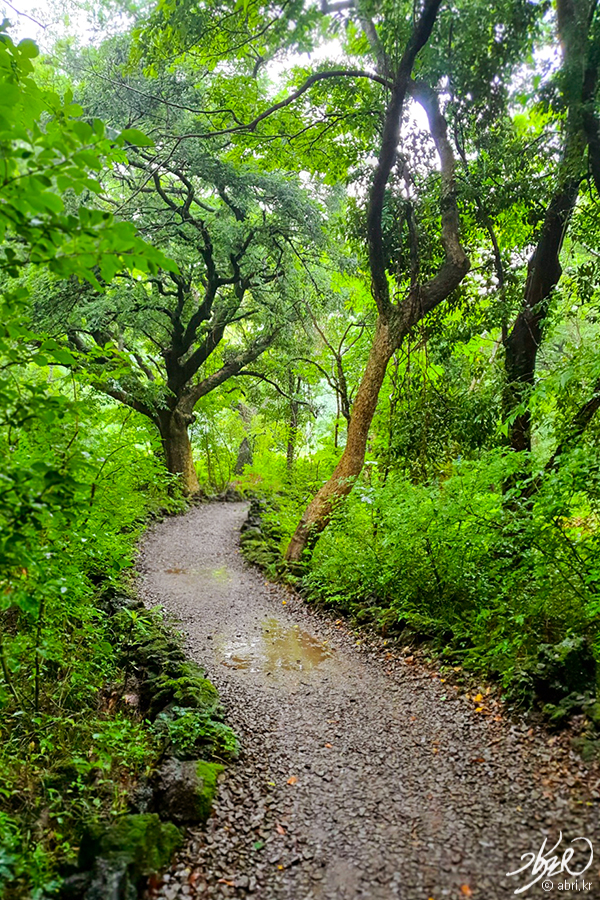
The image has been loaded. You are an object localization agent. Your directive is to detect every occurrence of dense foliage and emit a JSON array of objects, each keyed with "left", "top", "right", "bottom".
[
  {"left": 3, "top": 0, "right": 600, "bottom": 894},
  {"left": 0, "top": 26, "right": 230, "bottom": 897}
]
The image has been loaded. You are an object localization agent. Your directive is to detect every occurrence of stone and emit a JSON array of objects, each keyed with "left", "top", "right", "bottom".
[
  {"left": 83, "top": 857, "right": 131, "bottom": 900},
  {"left": 57, "top": 871, "right": 92, "bottom": 898},
  {"left": 585, "top": 700, "right": 600, "bottom": 727},
  {"left": 155, "top": 758, "right": 224, "bottom": 825},
  {"left": 533, "top": 636, "right": 597, "bottom": 703},
  {"left": 79, "top": 814, "right": 182, "bottom": 900},
  {"left": 147, "top": 670, "right": 220, "bottom": 719}
]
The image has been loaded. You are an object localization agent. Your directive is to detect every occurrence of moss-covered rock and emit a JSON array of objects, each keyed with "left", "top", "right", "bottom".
[
  {"left": 78, "top": 813, "right": 182, "bottom": 899},
  {"left": 571, "top": 736, "right": 600, "bottom": 761},
  {"left": 533, "top": 636, "right": 597, "bottom": 704},
  {"left": 585, "top": 700, "right": 600, "bottom": 727},
  {"left": 146, "top": 669, "right": 220, "bottom": 719},
  {"left": 132, "top": 633, "right": 187, "bottom": 678},
  {"left": 154, "top": 758, "right": 224, "bottom": 824},
  {"left": 98, "top": 813, "right": 181, "bottom": 874},
  {"left": 239, "top": 526, "right": 263, "bottom": 544},
  {"left": 152, "top": 706, "right": 239, "bottom": 761}
]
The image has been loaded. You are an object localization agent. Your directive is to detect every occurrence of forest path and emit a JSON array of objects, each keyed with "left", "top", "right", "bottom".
[{"left": 138, "top": 502, "right": 599, "bottom": 900}]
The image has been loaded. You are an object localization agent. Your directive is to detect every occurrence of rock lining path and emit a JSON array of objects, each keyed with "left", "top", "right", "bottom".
[{"left": 138, "top": 501, "right": 600, "bottom": 900}]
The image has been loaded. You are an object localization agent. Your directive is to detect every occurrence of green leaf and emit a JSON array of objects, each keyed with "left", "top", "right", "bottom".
[
  {"left": 17, "top": 38, "right": 39, "bottom": 59},
  {"left": 119, "top": 128, "right": 154, "bottom": 147}
]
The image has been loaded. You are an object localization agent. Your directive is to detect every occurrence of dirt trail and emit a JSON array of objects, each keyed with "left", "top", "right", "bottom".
[{"left": 138, "top": 502, "right": 600, "bottom": 900}]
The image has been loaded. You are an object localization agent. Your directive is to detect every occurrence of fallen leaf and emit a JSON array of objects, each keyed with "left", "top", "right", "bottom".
[
  {"left": 287, "top": 776, "right": 297, "bottom": 785},
  {"left": 325, "top": 742, "right": 333, "bottom": 748},
  {"left": 276, "top": 823, "right": 286, "bottom": 835},
  {"left": 473, "top": 693, "right": 484, "bottom": 703},
  {"left": 282, "top": 600, "right": 287, "bottom": 605},
  {"left": 253, "top": 840, "right": 264, "bottom": 851},
  {"left": 475, "top": 706, "right": 485, "bottom": 713},
  {"left": 405, "top": 655, "right": 414, "bottom": 664},
  {"left": 460, "top": 886, "right": 473, "bottom": 897},
  {"left": 217, "top": 879, "right": 235, "bottom": 886}
]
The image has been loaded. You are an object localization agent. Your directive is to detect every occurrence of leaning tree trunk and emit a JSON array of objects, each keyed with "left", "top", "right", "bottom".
[
  {"left": 285, "top": 319, "right": 394, "bottom": 562},
  {"left": 158, "top": 410, "right": 200, "bottom": 495},
  {"left": 284, "top": 2, "right": 468, "bottom": 562}
]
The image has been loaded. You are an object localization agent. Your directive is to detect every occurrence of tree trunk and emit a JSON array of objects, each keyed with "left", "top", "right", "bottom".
[
  {"left": 503, "top": 180, "right": 581, "bottom": 454},
  {"left": 286, "top": 375, "right": 301, "bottom": 473},
  {"left": 285, "top": 319, "right": 394, "bottom": 562},
  {"left": 159, "top": 410, "right": 200, "bottom": 495},
  {"left": 235, "top": 436, "right": 253, "bottom": 474},
  {"left": 503, "top": 0, "right": 596, "bottom": 456}
]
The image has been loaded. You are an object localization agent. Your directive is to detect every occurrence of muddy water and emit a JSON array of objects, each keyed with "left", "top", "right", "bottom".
[
  {"left": 217, "top": 618, "right": 334, "bottom": 672},
  {"left": 162, "top": 562, "right": 332, "bottom": 673},
  {"left": 165, "top": 566, "right": 231, "bottom": 582}
]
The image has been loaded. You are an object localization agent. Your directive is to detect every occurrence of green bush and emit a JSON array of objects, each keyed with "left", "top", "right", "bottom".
[{"left": 304, "top": 450, "right": 600, "bottom": 697}]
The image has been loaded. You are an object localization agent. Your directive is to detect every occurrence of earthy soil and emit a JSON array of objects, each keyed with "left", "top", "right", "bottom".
[{"left": 138, "top": 501, "right": 600, "bottom": 900}]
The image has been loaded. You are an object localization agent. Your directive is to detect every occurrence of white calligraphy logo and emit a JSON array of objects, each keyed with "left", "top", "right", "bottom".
[{"left": 507, "top": 833, "right": 593, "bottom": 894}]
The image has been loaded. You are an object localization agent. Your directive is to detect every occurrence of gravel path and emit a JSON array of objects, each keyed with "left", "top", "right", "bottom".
[{"left": 138, "top": 501, "right": 600, "bottom": 900}]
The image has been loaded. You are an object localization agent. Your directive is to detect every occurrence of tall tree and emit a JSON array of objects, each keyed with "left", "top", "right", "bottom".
[
  {"left": 504, "top": 0, "right": 600, "bottom": 459},
  {"left": 35, "top": 47, "right": 324, "bottom": 493},
  {"left": 285, "top": 1, "right": 471, "bottom": 559}
]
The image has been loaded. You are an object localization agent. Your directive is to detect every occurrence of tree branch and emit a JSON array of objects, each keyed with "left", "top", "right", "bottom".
[
  {"left": 406, "top": 78, "right": 470, "bottom": 318},
  {"left": 236, "top": 369, "right": 315, "bottom": 408},
  {"left": 367, "top": 0, "right": 443, "bottom": 317},
  {"left": 180, "top": 330, "right": 280, "bottom": 412}
]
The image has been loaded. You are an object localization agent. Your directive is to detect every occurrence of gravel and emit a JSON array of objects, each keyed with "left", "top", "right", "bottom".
[{"left": 138, "top": 501, "right": 600, "bottom": 900}]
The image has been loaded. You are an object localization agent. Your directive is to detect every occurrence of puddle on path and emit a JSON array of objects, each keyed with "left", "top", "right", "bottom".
[
  {"left": 217, "top": 617, "right": 333, "bottom": 673},
  {"left": 164, "top": 565, "right": 231, "bottom": 583}
]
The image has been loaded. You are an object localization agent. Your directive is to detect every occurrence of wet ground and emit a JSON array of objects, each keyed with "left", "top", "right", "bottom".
[{"left": 138, "top": 501, "right": 600, "bottom": 900}]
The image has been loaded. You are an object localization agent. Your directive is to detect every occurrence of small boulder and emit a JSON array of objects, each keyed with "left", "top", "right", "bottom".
[
  {"left": 533, "top": 636, "right": 596, "bottom": 704},
  {"left": 154, "top": 758, "right": 223, "bottom": 824},
  {"left": 146, "top": 670, "right": 220, "bottom": 719},
  {"left": 78, "top": 814, "right": 182, "bottom": 899}
]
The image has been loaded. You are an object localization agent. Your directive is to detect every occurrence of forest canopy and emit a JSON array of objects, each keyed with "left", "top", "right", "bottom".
[{"left": 2, "top": 0, "right": 600, "bottom": 894}]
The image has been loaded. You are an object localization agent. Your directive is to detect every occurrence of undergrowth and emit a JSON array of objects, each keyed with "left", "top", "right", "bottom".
[
  {"left": 0, "top": 387, "right": 231, "bottom": 899},
  {"left": 247, "top": 448, "right": 600, "bottom": 709}
]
